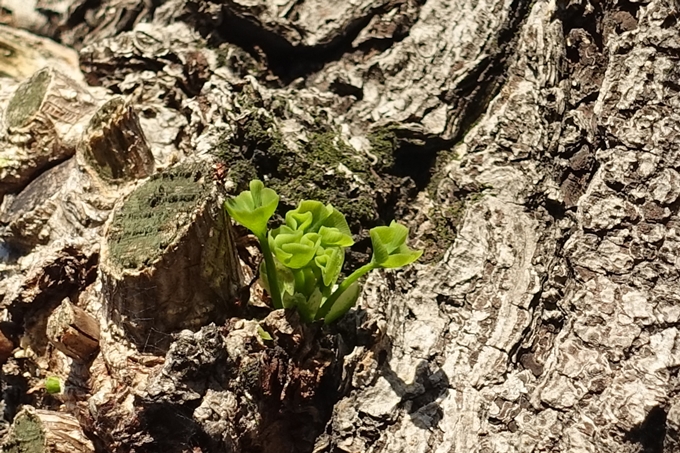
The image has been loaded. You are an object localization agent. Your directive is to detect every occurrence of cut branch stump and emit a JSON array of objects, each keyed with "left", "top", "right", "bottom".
[
  {"left": 99, "top": 163, "right": 242, "bottom": 352},
  {"left": 1, "top": 406, "right": 94, "bottom": 453}
]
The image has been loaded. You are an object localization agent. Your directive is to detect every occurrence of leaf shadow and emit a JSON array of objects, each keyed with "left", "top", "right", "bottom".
[{"left": 379, "top": 337, "right": 450, "bottom": 431}]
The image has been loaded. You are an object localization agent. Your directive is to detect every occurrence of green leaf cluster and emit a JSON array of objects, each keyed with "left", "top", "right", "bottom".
[{"left": 225, "top": 180, "right": 422, "bottom": 323}]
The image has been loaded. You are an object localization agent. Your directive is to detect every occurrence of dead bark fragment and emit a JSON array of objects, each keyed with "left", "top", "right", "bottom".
[
  {"left": 0, "top": 324, "right": 15, "bottom": 365},
  {"left": 0, "top": 66, "right": 96, "bottom": 196},
  {"left": 0, "top": 25, "right": 81, "bottom": 82},
  {"left": 78, "top": 96, "right": 154, "bottom": 183},
  {"left": 46, "top": 298, "right": 100, "bottom": 362},
  {"left": 100, "top": 163, "right": 242, "bottom": 352},
  {"left": 1, "top": 406, "right": 94, "bottom": 453},
  {"left": 0, "top": 240, "right": 99, "bottom": 358},
  {"left": 0, "top": 159, "right": 75, "bottom": 249}
]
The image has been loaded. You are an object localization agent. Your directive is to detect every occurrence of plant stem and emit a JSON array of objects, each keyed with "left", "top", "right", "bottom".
[
  {"left": 316, "top": 262, "right": 376, "bottom": 320},
  {"left": 258, "top": 233, "right": 283, "bottom": 309}
]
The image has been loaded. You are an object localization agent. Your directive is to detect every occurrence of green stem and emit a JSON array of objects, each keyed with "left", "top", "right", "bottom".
[
  {"left": 258, "top": 233, "right": 283, "bottom": 309},
  {"left": 316, "top": 262, "right": 376, "bottom": 320}
]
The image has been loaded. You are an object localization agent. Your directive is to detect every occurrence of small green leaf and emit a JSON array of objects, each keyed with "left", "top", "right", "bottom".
[
  {"left": 323, "top": 281, "right": 361, "bottom": 324},
  {"left": 45, "top": 376, "right": 61, "bottom": 394},
  {"left": 371, "top": 229, "right": 389, "bottom": 264},
  {"left": 286, "top": 200, "right": 328, "bottom": 232},
  {"left": 286, "top": 210, "right": 314, "bottom": 232},
  {"left": 315, "top": 247, "right": 345, "bottom": 287},
  {"left": 369, "top": 221, "right": 422, "bottom": 269},
  {"left": 285, "top": 200, "right": 353, "bottom": 237},
  {"left": 225, "top": 180, "right": 279, "bottom": 237},
  {"left": 297, "top": 288, "right": 323, "bottom": 323},
  {"left": 318, "top": 226, "right": 353, "bottom": 248},
  {"left": 379, "top": 248, "right": 422, "bottom": 268},
  {"left": 270, "top": 227, "right": 320, "bottom": 268},
  {"left": 322, "top": 206, "right": 352, "bottom": 237},
  {"left": 260, "top": 260, "right": 295, "bottom": 300},
  {"left": 257, "top": 325, "right": 273, "bottom": 341}
]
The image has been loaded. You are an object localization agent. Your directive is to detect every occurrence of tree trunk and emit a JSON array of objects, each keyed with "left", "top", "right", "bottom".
[{"left": 1, "top": 0, "right": 677, "bottom": 452}]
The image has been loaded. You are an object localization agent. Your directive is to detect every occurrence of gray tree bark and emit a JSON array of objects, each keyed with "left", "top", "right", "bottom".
[{"left": 0, "top": 0, "right": 676, "bottom": 452}]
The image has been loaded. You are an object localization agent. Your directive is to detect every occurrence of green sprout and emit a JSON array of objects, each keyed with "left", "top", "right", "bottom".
[
  {"left": 44, "top": 376, "right": 61, "bottom": 394},
  {"left": 225, "top": 180, "right": 422, "bottom": 323}
]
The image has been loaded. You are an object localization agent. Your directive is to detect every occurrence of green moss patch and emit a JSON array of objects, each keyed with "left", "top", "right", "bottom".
[
  {"left": 107, "top": 164, "right": 211, "bottom": 270},
  {"left": 367, "top": 127, "right": 398, "bottom": 172},
  {"left": 217, "top": 108, "right": 384, "bottom": 233},
  {"left": 6, "top": 68, "right": 50, "bottom": 129},
  {"left": 2, "top": 410, "right": 46, "bottom": 453}
]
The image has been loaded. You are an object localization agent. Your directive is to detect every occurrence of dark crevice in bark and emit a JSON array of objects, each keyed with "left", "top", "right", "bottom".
[
  {"left": 222, "top": 16, "right": 352, "bottom": 83},
  {"left": 390, "top": 139, "right": 448, "bottom": 192},
  {"left": 215, "top": 4, "right": 420, "bottom": 85},
  {"left": 558, "top": 0, "right": 605, "bottom": 52},
  {"left": 441, "top": 0, "right": 534, "bottom": 141}
]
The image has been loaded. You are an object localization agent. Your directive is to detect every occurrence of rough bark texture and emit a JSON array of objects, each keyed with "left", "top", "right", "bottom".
[
  {"left": 1, "top": 405, "right": 94, "bottom": 453},
  {"left": 1, "top": 0, "right": 679, "bottom": 452},
  {"left": 46, "top": 298, "right": 100, "bottom": 362},
  {"left": 100, "top": 162, "right": 241, "bottom": 352}
]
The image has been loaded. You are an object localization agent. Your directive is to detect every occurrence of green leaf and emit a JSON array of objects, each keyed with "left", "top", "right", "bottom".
[
  {"left": 45, "top": 376, "right": 61, "bottom": 394},
  {"left": 270, "top": 227, "right": 320, "bottom": 268},
  {"left": 323, "top": 281, "right": 361, "bottom": 324},
  {"left": 225, "top": 180, "right": 279, "bottom": 237},
  {"left": 369, "top": 221, "right": 422, "bottom": 269},
  {"left": 318, "top": 226, "right": 353, "bottom": 248},
  {"left": 257, "top": 325, "right": 273, "bottom": 341},
  {"left": 315, "top": 247, "right": 345, "bottom": 287},
  {"left": 297, "top": 288, "right": 323, "bottom": 323},
  {"left": 260, "top": 259, "right": 295, "bottom": 299}
]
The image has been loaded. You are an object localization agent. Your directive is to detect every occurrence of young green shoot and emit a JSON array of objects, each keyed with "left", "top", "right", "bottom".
[
  {"left": 225, "top": 180, "right": 282, "bottom": 308},
  {"left": 225, "top": 180, "right": 422, "bottom": 323},
  {"left": 45, "top": 376, "right": 62, "bottom": 394}
]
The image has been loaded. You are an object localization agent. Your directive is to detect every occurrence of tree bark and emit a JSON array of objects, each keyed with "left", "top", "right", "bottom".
[
  {"left": 1, "top": 406, "right": 94, "bottom": 453},
  {"left": 1, "top": 0, "right": 678, "bottom": 452}
]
